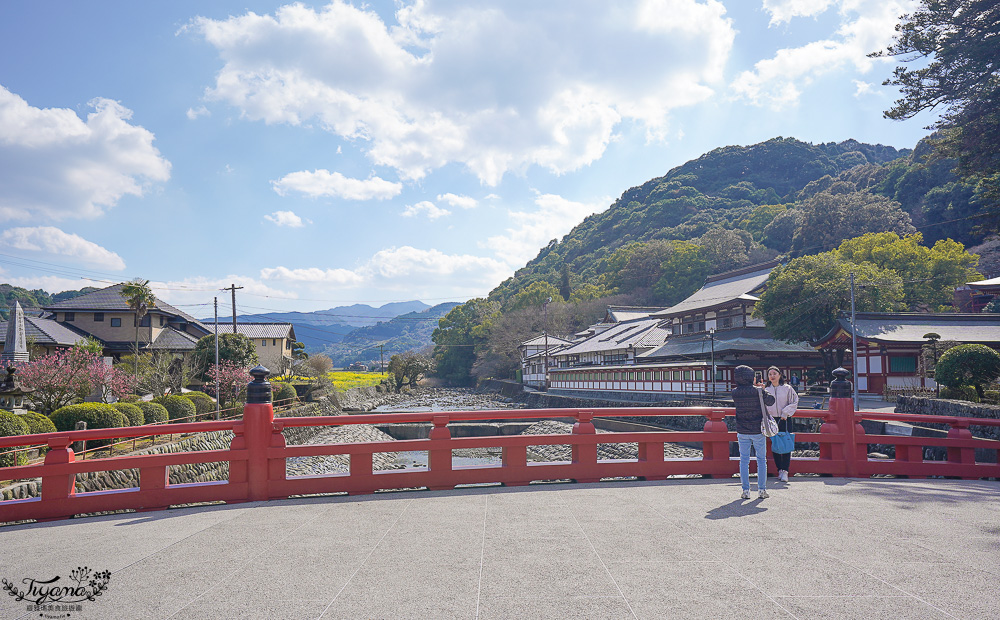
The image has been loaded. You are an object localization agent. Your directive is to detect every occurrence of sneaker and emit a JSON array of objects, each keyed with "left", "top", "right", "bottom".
[
  {"left": 779, "top": 470, "right": 788, "bottom": 482},
  {"left": 758, "top": 490, "right": 769, "bottom": 499},
  {"left": 741, "top": 489, "right": 751, "bottom": 500}
]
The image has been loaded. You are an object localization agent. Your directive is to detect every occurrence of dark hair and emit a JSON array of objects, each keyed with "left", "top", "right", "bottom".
[{"left": 766, "top": 366, "right": 785, "bottom": 385}]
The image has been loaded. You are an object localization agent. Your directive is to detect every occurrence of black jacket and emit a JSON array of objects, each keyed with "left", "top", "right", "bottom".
[{"left": 732, "top": 385, "right": 775, "bottom": 434}]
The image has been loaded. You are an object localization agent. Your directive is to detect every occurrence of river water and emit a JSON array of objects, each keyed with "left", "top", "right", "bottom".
[{"left": 372, "top": 387, "right": 524, "bottom": 468}]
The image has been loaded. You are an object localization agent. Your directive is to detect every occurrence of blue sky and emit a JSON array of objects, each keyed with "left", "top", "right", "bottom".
[{"left": 0, "top": 0, "right": 937, "bottom": 316}]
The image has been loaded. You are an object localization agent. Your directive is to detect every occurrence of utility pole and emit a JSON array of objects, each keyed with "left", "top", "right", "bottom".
[
  {"left": 214, "top": 297, "right": 220, "bottom": 420},
  {"left": 543, "top": 297, "right": 551, "bottom": 390},
  {"left": 850, "top": 272, "right": 858, "bottom": 410},
  {"left": 709, "top": 327, "right": 716, "bottom": 400},
  {"left": 220, "top": 283, "right": 243, "bottom": 333},
  {"left": 378, "top": 344, "right": 385, "bottom": 375}
]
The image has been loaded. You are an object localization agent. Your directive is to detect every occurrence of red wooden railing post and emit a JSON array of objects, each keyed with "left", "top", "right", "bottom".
[
  {"left": 269, "top": 420, "right": 288, "bottom": 496},
  {"left": 427, "top": 414, "right": 453, "bottom": 490},
  {"left": 825, "top": 368, "right": 861, "bottom": 477},
  {"left": 243, "top": 366, "right": 276, "bottom": 502},
  {"left": 41, "top": 436, "right": 75, "bottom": 501},
  {"left": 571, "top": 411, "right": 599, "bottom": 483},
  {"left": 701, "top": 409, "right": 731, "bottom": 478},
  {"left": 947, "top": 418, "right": 975, "bottom": 477}
]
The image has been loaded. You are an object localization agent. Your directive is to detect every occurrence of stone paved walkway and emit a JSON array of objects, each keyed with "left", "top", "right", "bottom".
[{"left": 2, "top": 477, "right": 997, "bottom": 619}]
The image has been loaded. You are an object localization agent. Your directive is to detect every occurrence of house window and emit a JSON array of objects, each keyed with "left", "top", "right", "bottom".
[
  {"left": 683, "top": 370, "right": 692, "bottom": 380},
  {"left": 64, "top": 312, "right": 75, "bottom": 321},
  {"left": 261, "top": 339, "right": 267, "bottom": 346},
  {"left": 139, "top": 315, "right": 150, "bottom": 327},
  {"left": 272, "top": 339, "right": 276, "bottom": 346},
  {"left": 697, "top": 322, "right": 705, "bottom": 332},
  {"left": 672, "top": 371, "right": 681, "bottom": 380},
  {"left": 159, "top": 316, "right": 165, "bottom": 326},
  {"left": 111, "top": 318, "right": 121, "bottom": 327},
  {"left": 94, "top": 312, "right": 104, "bottom": 322},
  {"left": 695, "top": 370, "right": 704, "bottom": 380},
  {"left": 889, "top": 356, "right": 917, "bottom": 373}
]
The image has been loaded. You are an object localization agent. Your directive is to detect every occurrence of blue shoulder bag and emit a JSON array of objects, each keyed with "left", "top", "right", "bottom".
[{"left": 770, "top": 423, "right": 795, "bottom": 454}]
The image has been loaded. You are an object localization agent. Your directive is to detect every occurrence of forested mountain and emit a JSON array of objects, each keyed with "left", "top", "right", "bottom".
[
  {"left": 489, "top": 136, "right": 984, "bottom": 306},
  {"left": 0, "top": 284, "right": 98, "bottom": 318},
  {"left": 210, "top": 300, "right": 431, "bottom": 352},
  {"left": 433, "top": 135, "right": 992, "bottom": 385},
  {"left": 317, "top": 302, "right": 460, "bottom": 366}
]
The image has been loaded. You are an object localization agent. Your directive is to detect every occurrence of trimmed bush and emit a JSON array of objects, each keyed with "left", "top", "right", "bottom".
[
  {"left": 183, "top": 391, "right": 216, "bottom": 418},
  {"left": 136, "top": 401, "right": 169, "bottom": 425},
  {"left": 113, "top": 402, "right": 145, "bottom": 426},
  {"left": 935, "top": 344, "right": 1000, "bottom": 398},
  {"left": 0, "top": 410, "right": 31, "bottom": 467},
  {"left": 272, "top": 382, "right": 297, "bottom": 404},
  {"left": 23, "top": 411, "right": 56, "bottom": 435},
  {"left": 940, "top": 385, "right": 980, "bottom": 403},
  {"left": 157, "top": 395, "right": 197, "bottom": 423},
  {"left": 48, "top": 403, "right": 127, "bottom": 448}
]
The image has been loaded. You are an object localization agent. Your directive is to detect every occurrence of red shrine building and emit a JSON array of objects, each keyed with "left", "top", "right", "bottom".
[{"left": 812, "top": 312, "right": 1000, "bottom": 394}]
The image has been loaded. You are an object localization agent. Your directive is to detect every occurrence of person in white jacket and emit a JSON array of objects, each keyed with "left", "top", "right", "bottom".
[{"left": 764, "top": 366, "right": 799, "bottom": 482}]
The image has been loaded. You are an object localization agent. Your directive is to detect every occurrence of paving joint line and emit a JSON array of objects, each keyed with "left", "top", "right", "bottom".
[
  {"left": 165, "top": 502, "right": 334, "bottom": 618},
  {"left": 475, "top": 494, "right": 489, "bottom": 620},
  {"left": 317, "top": 497, "right": 414, "bottom": 618},
  {"left": 571, "top": 512, "right": 638, "bottom": 620},
  {"left": 642, "top": 487, "right": 802, "bottom": 620}
]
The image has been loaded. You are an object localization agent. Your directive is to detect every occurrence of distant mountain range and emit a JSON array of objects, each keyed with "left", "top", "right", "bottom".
[{"left": 201, "top": 300, "right": 434, "bottom": 354}]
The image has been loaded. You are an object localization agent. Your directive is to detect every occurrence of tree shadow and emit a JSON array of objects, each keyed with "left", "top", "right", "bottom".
[{"left": 705, "top": 498, "right": 768, "bottom": 520}]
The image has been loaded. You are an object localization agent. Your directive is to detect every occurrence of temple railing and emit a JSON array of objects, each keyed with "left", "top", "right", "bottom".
[{"left": 1, "top": 395, "right": 998, "bottom": 523}]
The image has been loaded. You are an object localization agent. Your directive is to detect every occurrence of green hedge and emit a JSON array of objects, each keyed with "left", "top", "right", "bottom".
[
  {"left": 48, "top": 403, "right": 127, "bottom": 449},
  {"left": 940, "top": 385, "right": 980, "bottom": 403},
  {"left": 157, "top": 395, "right": 197, "bottom": 423},
  {"left": 272, "top": 382, "right": 297, "bottom": 404},
  {"left": 135, "top": 401, "right": 169, "bottom": 425},
  {"left": 112, "top": 402, "right": 145, "bottom": 426},
  {"left": 0, "top": 410, "right": 30, "bottom": 467},
  {"left": 183, "top": 391, "right": 216, "bottom": 418},
  {"left": 22, "top": 411, "right": 56, "bottom": 435}
]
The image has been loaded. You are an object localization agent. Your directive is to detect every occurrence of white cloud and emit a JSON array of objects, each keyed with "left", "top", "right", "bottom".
[
  {"left": 762, "top": 0, "right": 836, "bottom": 25},
  {"left": 191, "top": 1, "right": 735, "bottom": 185},
  {"left": 485, "top": 193, "right": 608, "bottom": 266},
  {"left": 259, "top": 266, "right": 365, "bottom": 286},
  {"left": 264, "top": 210, "right": 307, "bottom": 227},
  {"left": 260, "top": 245, "right": 510, "bottom": 293},
  {"left": 402, "top": 201, "right": 450, "bottom": 220},
  {"left": 271, "top": 169, "right": 402, "bottom": 200},
  {"left": 731, "top": 1, "right": 914, "bottom": 108},
  {"left": 0, "top": 226, "right": 126, "bottom": 270},
  {"left": 0, "top": 85, "right": 171, "bottom": 221},
  {"left": 186, "top": 105, "right": 210, "bottom": 119},
  {"left": 852, "top": 79, "right": 873, "bottom": 97},
  {"left": 437, "top": 193, "right": 477, "bottom": 209}
]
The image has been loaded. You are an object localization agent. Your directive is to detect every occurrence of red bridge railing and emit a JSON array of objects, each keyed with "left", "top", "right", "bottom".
[{"left": 1, "top": 394, "right": 998, "bottom": 523}]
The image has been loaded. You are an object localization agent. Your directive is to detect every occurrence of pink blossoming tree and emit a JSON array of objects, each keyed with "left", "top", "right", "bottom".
[
  {"left": 17, "top": 348, "right": 132, "bottom": 414},
  {"left": 205, "top": 361, "right": 251, "bottom": 411}
]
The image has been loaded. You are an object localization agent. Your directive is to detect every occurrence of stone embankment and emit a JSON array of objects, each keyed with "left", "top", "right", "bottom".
[
  {"left": 476, "top": 379, "right": 712, "bottom": 431},
  {"left": 0, "top": 384, "right": 402, "bottom": 502}
]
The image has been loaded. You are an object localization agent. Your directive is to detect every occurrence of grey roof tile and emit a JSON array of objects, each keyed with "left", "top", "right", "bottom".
[{"left": 822, "top": 313, "right": 1000, "bottom": 345}]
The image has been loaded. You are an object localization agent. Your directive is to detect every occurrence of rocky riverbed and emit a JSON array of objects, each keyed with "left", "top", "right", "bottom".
[
  {"left": 286, "top": 388, "right": 706, "bottom": 474},
  {"left": 286, "top": 388, "right": 524, "bottom": 475}
]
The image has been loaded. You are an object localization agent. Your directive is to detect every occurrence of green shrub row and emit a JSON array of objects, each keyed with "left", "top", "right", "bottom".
[
  {"left": 0, "top": 410, "right": 30, "bottom": 467},
  {"left": 49, "top": 403, "right": 127, "bottom": 449}
]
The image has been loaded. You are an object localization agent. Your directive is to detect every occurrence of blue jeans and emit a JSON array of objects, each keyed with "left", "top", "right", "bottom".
[{"left": 738, "top": 433, "right": 767, "bottom": 492}]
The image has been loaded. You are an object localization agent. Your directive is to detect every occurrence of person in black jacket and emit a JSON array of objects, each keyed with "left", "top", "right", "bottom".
[{"left": 732, "top": 365, "right": 775, "bottom": 499}]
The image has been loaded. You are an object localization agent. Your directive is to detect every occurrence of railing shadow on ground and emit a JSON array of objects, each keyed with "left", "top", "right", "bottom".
[{"left": 1, "top": 373, "right": 999, "bottom": 524}]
